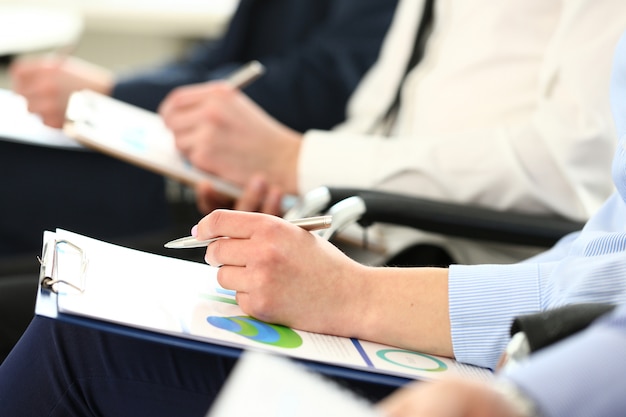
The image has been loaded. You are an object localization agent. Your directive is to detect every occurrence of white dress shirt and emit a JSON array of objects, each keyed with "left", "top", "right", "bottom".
[{"left": 298, "top": 0, "right": 626, "bottom": 264}]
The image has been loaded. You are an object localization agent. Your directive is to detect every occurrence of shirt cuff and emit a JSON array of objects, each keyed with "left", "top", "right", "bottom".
[{"left": 448, "top": 263, "right": 550, "bottom": 369}]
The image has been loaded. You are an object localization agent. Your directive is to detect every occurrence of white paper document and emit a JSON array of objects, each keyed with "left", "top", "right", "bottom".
[
  {"left": 63, "top": 89, "right": 242, "bottom": 197},
  {"left": 0, "top": 89, "right": 84, "bottom": 150},
  {"left": 36, "top": 229, "right": 493, "bottom": 383},
  {"left": 207, "top": 351, "right": 381, "bottom": 417}
]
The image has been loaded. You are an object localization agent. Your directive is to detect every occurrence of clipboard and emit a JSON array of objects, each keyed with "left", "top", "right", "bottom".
[
  {"left": 0, "top": 89, "right": 85, "bottom": 150},
  {"left": 35, "top": 229, "right": 492, "bottom": 386},
  {"left": 63, "top": 89, "right": 242, "bottom": 198}
]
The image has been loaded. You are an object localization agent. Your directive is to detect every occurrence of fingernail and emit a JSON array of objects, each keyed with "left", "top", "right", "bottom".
[{"left": 191, "top": 225, "right": 198, "bottom": 237}]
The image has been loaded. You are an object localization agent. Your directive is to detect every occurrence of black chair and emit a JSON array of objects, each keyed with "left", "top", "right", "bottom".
[
  {"left": 498, "top": 303, "right": 616, "bottom": 370},
  {"left": 286, "top": 186, "right": 586, "bottom": 266}
]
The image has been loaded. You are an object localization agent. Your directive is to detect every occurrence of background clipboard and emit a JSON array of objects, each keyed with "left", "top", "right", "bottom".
[
  {"left": 35, "top": 229, "right": 492, "bottom": 387},
  {"left": 63, "top": 89, "right": 242, "bottom": 198},
  {"left": 0, "top": 89, "right": 85, "bottom": 150}
]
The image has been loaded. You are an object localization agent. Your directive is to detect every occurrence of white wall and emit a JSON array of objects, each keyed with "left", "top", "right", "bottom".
[{"left": 0, "top": 0, "right": 237, "bottom": 87}]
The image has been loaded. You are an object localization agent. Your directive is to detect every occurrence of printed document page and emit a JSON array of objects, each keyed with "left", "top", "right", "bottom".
[
  {"left": 0, "top": 89, "right": 84, "bottom": 149},
  {"left": 39, "top": 229, "right": 492, "bottom": 382},
  {"left": 207, "top": 351, "right": 381, "bottom": 417},
  {"left": 63, "top": 90, "right": 241, "bottom": 197}
]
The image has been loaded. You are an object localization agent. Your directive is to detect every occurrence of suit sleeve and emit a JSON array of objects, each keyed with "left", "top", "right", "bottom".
[{"left": 111, "top": 0, "right": 398, "bottom": 132}]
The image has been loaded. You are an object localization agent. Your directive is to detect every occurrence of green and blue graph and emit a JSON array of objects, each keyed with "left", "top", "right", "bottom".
[
  {"left": 207, "top": 315, "right": 303, "bottom": 348},
  {"left": 202, "top": 290, "right": 302, "bottom": 348}
]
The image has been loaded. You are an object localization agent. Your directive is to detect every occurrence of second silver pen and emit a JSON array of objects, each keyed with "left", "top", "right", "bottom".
[{"left": 226, "top": 60, "right": 266, "bottom": 89}]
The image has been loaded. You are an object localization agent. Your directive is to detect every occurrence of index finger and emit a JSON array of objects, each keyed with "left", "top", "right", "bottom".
[
  {"left": 159, "top": 82, "right": 233, "bottom": 116},
  {"left": 196, "top": 209, "right": 280, "bottom": 241},
  {"left": 158, "top": 83, "right": 206, "bottom": 116}
]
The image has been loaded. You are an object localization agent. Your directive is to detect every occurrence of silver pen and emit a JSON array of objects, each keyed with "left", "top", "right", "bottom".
[
  {"left": 164, "top": 215, "right": 333, "bottom": 249},
  {"left": 226, "top": 60, "right": 266, "bottom": 89}
]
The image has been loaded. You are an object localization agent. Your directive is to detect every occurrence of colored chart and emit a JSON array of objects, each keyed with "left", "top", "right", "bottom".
[
  {"left": 120, "top": 127, "right": 148, "bottom": 151},
  {"left": 207, "top": 316, "right": 303, "bottom": 348},
  {"left": 202, "top": 293, "right": 238, "bottom": 305}
]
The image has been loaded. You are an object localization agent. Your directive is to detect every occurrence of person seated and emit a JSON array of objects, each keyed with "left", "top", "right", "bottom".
[
  {"left": 2, "top": 0, "right": 397, "bottom": 259},
  {"left": 10, "top": 0, "right": 397, "bottom": 132},
  {"left": 1, "top": 27, "right": 626, "bottom": 415},
  {"left": 0, "top": 0, "right": 397, "bottom": 366},
  {"left": 162, "top": 0, "right": 626, "bottom": 267}
]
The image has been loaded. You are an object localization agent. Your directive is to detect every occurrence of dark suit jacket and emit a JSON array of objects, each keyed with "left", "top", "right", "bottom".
[
  {"left": 0, "top": 0, "right": 398, "bottom": 260},
  {"left": 112, "top": 0, "right": 398, "bottom": 132}
]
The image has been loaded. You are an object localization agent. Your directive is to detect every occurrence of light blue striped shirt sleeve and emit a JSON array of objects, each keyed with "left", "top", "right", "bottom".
[
  {"left": 448, "top": 262, "right": 555, "bottom": 369},
  {"left": 501, "top": 304, "right": 626, "bottom": 417},
  {"left": 449, "top": 196, "right": 626, "bottom": 370},
  {"left": 447, "top": 29, "right": 626, "bottom": 371}
]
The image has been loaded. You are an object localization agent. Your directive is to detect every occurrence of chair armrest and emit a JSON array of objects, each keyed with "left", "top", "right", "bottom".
[{"left": 321, "top": 187, "right": 584, "bottom": 247}]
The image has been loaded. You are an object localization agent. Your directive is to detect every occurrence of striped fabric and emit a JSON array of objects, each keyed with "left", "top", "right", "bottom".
[
  {"left": 448, "top": 30, "right": 626, "bottom": 370},
  {"left": 449, "top": 192, "right": 626, "bottom": 370}
]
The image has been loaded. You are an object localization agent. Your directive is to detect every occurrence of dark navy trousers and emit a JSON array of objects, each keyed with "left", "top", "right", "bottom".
[
  {"left": 0, "top": 316, "right": 396, "bottom": 416},
  {"left": 0, "top": 316, "right": 233, "bottom": 416}
]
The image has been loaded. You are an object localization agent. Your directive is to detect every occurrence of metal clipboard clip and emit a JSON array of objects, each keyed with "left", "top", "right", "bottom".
[{"left": 38, "top": 238, "right": 88, "bottom": 295}]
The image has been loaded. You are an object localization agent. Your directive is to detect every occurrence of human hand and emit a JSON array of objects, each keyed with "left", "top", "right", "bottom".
[
  {"left": 195, "top": 173, "right": 284, "bottom": 216},
  {"left": 159, "top": 82, "right": 303, "bottom": 194},
  {"left": 195, "top": 209, "right": 367, "bottom": 335},
  {"left": 377, "top": 379, "right": 526, "bottom": 417},
  {"left": 9, "top": 55, "right": 114, "bottom": 128}
]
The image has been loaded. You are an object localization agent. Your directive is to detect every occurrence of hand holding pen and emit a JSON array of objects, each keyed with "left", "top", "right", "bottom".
[
  {"left": 171, "top": 209, "right": 360, "bottom": 335},
  {"left": 10, "top": 51, "right": 115, "bottom": 129},
  {"left": 165, "top": 215, "right": 332, "bottom": 248},
  {"left": 159, "top": 60, "right": 303, "bottom": 195},
  {"left": 158, "top": 60, "right": 265, "bottom": 118}
]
